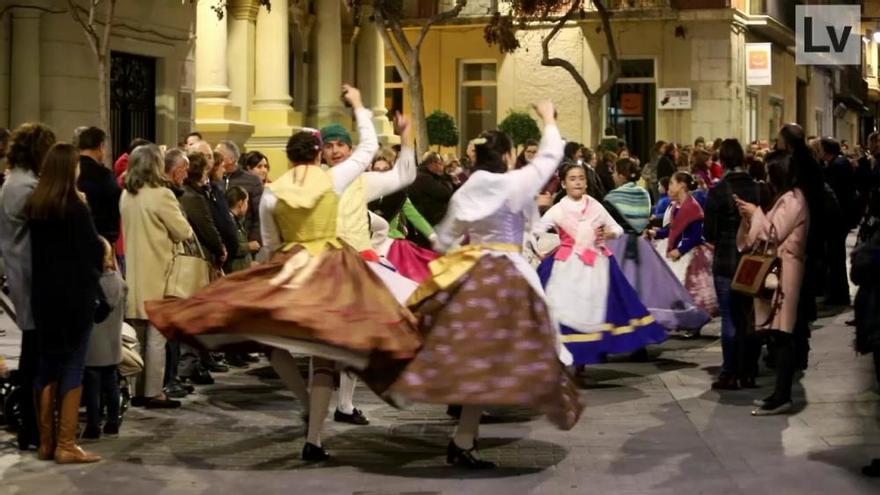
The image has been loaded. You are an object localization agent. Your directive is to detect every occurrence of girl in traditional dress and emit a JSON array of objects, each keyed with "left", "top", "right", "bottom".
[
  {"left": 534, "top": 163, "right": 667, "bottom": 365},
  {"left": 147, "top": 86, "right": 421, "bottom": 462},
  {"left": 382, "top": 101, "right": 582, "bottom": 469},
  {"left": 648, "top": 171, "right": 719, "bottom": 320},
  {"left": 604, "top": 160, "right": 711, "bottom": 333}
]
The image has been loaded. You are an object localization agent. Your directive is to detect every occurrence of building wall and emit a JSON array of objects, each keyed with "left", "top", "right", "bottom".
[
  {"left": 807, "top": 68, "right": 834, "bottom": 138},
  {"left": 0, "top": 14, "right": 9, "bottom": 129},
  {"left": 6, "top": 1, "right": 194, "bottom": 146}
]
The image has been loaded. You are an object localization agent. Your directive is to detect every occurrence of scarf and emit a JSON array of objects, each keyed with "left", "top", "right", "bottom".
[{"left": 667, "top": 195, "right": 703, "bottom": 253}]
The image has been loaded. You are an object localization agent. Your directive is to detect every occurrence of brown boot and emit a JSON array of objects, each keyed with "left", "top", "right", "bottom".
[
  {"left": 36, "top": 383, "right": 57, "bottom": 461},
  {"left": 54, "top": 386, "right": 101, "bottom": 464}
]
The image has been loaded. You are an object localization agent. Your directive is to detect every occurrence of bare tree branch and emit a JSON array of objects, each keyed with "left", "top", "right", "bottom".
[
  {"left": 541, "top": 0, "right": 592, "bottom": 96},
  {"left": 414, "top": 0, "right": 467, "bottom": 52},
  {"left": 99, "top": 0, "right": 116, "bottom": 58},
  {"left": 68, "top": 0, "right": 100, "bottom": 57},
  {"left": 373, "top": 7, "right": 412, "bottom": 82},
  {"left": 593, "top": 0, "right": 621, "bottom": 97}
]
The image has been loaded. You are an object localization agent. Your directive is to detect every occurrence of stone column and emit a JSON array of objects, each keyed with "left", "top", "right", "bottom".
[
  {"left": 357, "top": 4, "right": 396, "bottom": 143},
  {"left": 194, "top": 0, "right": 254, "bottom": 147},
  {"left": 253, "top": 0, "right": 292, "bottom": 109},
  {"left": 311, "top": 0, "right": 344, "bottom": 128},
  {"left": 10, "top": 8, "right": 41, "bottom": 125},
  {"left": 247, "top": 0, "right": 302, "bottom": 181},
  {"left": 227, "top": 0, "right": 258, "bottom": 116}
]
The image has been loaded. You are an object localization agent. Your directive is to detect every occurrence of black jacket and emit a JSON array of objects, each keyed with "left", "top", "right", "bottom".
[
  {"left": 207, "top": 182, "right": 239, "bottom": 260},
  {"left": 853, "top": 230, "right": 880, "bottom": 354},
  {"left": 824, "top": 155, "right": 858, "bottom": 229},
  {"left": 408, "top": 168, "right": 455, "bottom": 226},
  {"left": 179, "top": 184, "right": 226, "bottom": 265},
  {"left": 657, "top": 155, "right": 676, "bottom": 182},
  {"left": 77, "top": 156, "right": 122, "bottom": 243},
  {"left": 704, "top": 170, "right": 761, "bottom": 278},
  {"left": 29, "top": 201, "right": 104, "bottom": 353},
  {"left": 222, "top": 168, "right": 263, "bottom": 243}
]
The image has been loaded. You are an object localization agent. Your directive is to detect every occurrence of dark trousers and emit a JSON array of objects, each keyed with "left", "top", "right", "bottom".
[
  {"left": 825, "top": 228, "right": 851, "bottom": 305},
  {"left": 768, "top": 330, "right": 796, "bottom": 403},
  {"left": 733, "top": 292, "right": 761, "bottom": 379},
  {"left": 18, "top": 330, "right": 39, "bottom": 446},
  {"left": 83, "top": 365, "right": 121, "bottom": 429},
  {"left": 164, "top": 340, "right": 179, "bottom": 387},
  {"left": 35, "top": 328, "right": 91, "bottom": 396}
]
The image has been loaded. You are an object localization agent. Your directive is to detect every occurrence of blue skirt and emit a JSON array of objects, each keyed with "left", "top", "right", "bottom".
[{"left": 538, "top": 254, "right": 668, "bottom": 365}]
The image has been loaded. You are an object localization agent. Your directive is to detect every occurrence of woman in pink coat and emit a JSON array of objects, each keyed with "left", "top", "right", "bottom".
[{"left": 735, "top": 149, "right": 810, "bottom": 416}]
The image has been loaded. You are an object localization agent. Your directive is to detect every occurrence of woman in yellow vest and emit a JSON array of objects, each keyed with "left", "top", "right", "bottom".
[{"left": 146, "top": 86, "right": 421, "bottom": 462}]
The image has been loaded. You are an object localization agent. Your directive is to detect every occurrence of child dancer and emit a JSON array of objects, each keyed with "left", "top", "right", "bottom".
[{"left": 535, "top": 164, "right": 667, "bottom": 365}]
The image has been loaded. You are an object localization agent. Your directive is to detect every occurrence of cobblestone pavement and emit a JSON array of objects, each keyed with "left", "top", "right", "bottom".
[{"left": 1, "top": 305, "right": 878, "bottom": 495}]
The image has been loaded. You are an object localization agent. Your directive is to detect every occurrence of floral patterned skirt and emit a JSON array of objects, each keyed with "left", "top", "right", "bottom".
[{"left": 377, "top": 253, "right": 583, "bottom": 430}]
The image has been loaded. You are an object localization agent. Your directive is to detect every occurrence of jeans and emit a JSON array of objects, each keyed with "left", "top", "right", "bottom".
[
  {"left": 83, "top": 365, "right": 121, "bottom": 429},
  {"left": 714, "top": 276, "right": 737, "bottom": 375},
  {"left": 35, "top": 327, "right": 91, "bottom": 396}
]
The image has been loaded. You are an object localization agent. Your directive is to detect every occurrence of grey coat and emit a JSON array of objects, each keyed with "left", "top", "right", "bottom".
[
  {"left": 86, "top": 270, "right": 128, "bottom": 367},
  {"left": 0, "top": 168, "right": 37, "bottom": 330}
]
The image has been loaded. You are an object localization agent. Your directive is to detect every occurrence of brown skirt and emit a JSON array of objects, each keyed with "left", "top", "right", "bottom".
[
  {"left": 379, "top": 254, "right": 583, "bottom": 431},
  {"left": 145, "top": 244, "right": 422, "bottom": 361}
]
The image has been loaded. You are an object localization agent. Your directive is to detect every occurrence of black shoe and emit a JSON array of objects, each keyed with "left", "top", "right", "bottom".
[
  {"left": 164, "top": 382, "right": 189, "bottom": 399},
  {"left": 81, "top": 424, "right": 101, "bottom": 440},
  {"left": 739, "top": 377, "right": 759, "bottom": 389},
  {"left": 630, "top": 348, "right": 650, "bottom": 362},
  {"left": 131, "top": 396, "right": 147, "bottom": 408},
  {"left": 16, "top": 429, "right": 39, "bottom": 451},
  {"left": 204, "top": 362, "right": 229, "bottom": 373},
  {"left": 302, "top": 442, "right": 330, "bottom": 462},
  {"left": 446, "top": 405, "right": 462, "bottom": 419},
  {"left": 711, "top": 374, "right": 740, "bottom": 390},
  {"left": 751, "top": 398, "right": 792, "bottom": 416},
  {"left": 185, "top": 369, "right": 215, "bottom": 385},
  {"left": 144, "top": 397, "right": 181, "bottom": 409},
  {"left": 862, "top": 458, "right": 880, "bottom": 477},
  {"left": 224, "top": 354, "right": 250, "bottom": 369},
  {"left": 446, "top": 440, "right": 496, "bottom": 469},
  {"left": 242, "top": 353, "right": 260, "bottom": 363},
  {"left": 334, "top": 408, "right": 369, "bottom": 425},
  {"left": 845, "top": 319, "right": 857, "bottom": 327},
  {"left": 177, "top": 379, "right": 196, "bottom": 393},
  {"left": 103, "top": 423, "right": 119, "bottom": 435}
]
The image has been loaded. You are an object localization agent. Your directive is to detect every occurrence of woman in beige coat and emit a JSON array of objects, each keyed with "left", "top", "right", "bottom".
[
  {"left": 121, "top": 144, "right": 193, "bottom": 408},
  {"left": 735, "top": 149, "right": 810, "bottom": 416}
]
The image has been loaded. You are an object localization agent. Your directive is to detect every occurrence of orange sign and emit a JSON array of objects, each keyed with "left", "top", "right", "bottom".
[
  {"left": 749, "top": 51, "right": 769, "bottom": 70},
  {"left": 621, "top": 93, "right": 643, "bottom": 115}
]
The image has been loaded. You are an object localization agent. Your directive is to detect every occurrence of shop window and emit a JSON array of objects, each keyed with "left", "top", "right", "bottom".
[
  {"left": 459, "top": 61, "right": 498, "bottom": 151},
  {"left": 384, "top": 66, "right": 404, "bottom": 120}
]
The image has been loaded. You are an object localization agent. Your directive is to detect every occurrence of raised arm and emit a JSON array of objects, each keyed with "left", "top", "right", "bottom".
[
  {"left": 364, "top": 115, "right": 417, "bottom": 201},
  {"left": 507, "top": 102, "right": 564, "bottom": 209},
  {"left": 330, "top": 86, "right": 379, "bottom": 194}
]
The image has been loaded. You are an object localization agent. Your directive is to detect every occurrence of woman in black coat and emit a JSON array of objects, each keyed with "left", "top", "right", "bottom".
[
  {"left": 27, "top": 143, "right": 104, "bottom": 464},
  {"left": 180, "top": 152, "right": 227, "bottom": 267}
]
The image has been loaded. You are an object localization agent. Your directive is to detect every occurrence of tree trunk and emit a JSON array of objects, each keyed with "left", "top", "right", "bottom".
[
  {"left": 409, "top": 61, "right": 429, "bottom": 158},
  {"left": 587, "top": 95, "right": 603, "bottom": 149},
  {"left": 97, "top": 55, "right": 112, "bottom": 167}
]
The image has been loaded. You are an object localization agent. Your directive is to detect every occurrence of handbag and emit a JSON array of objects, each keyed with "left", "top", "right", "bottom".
[
  {"left": 731, "top": 226, "right": 781, "bottom": 300},
  {"left": 164, "top": 237, "right": 211, "bottom": 299}
]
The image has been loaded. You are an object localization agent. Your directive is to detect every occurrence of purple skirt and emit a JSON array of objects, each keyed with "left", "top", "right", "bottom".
[{"left": 606, "top": 235, "right": 711, "bottom": 331}]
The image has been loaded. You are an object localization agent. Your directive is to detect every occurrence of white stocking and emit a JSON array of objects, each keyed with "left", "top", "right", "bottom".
[
  {"left": 269, "top": 349, "right": 310, "bottom": 410},
  {"left": 306, "top": 369, "right": 333, "bottom": 446},
  {"left": 452, "top": 405, "right": 482, "bottom": 450},
  {"left": 337, "top": 371, "right": 357, "bottom": 415}
]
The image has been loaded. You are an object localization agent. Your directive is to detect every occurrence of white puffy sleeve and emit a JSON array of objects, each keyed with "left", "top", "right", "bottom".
[{"left": 330, "top": 107, "right": 379, "bottom": 194}]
